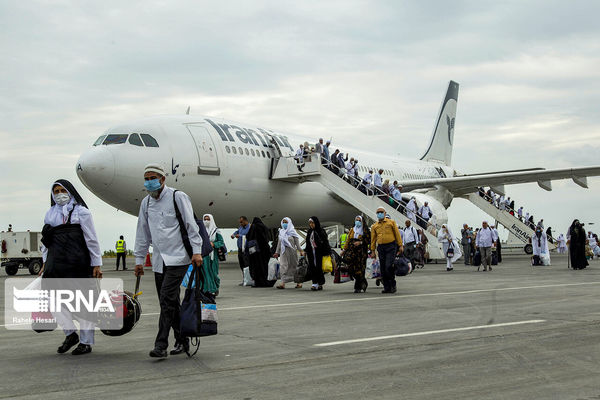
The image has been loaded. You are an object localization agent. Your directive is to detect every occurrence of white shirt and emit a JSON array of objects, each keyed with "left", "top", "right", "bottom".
[
  {"left": 476, "top": 227, "right": 498, "bottom": 247},
  {"left": 392, "top": 188, "right": 402, "bottom": 201},
  {"left": 134, "top": 185, "right": 202, "bottom": 273},
  {"left": 41, "top": 204, "right": 103, "bottom": 267},
  {"left": 374, "top": 173, "right": 383, "bottom": 188},
  {"left": 345, "top": 162, "right": 355, "bottom": 176},
  {"left": 402, "top": 226, "right": 420, "bottom": 244},
  {"left": 419, "top": 205, "right": 432, "bottom": 219},
  {"left": 363, "top": 173, "right": 372, "bottom": 184}
]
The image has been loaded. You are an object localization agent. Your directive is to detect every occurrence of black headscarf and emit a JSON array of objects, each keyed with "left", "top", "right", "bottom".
[
  {"left": 309, "top": 216, "right": 322, "bottom": 230},
  {"left": 51, "top": 179, "right": 88, "bottom": 209}
]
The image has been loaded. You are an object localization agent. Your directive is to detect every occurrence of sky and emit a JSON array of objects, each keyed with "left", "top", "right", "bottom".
[{"left": 1, "top": 0, "right": 600, "bottom": 253}]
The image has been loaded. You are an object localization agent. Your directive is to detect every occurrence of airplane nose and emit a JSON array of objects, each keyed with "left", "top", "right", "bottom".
[{"left": 76, "top": 147, "right": 115, "bottom": 189}]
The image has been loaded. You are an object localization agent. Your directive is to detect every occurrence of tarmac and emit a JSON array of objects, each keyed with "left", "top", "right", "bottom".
[{"left": 1, "top": 254, "right": 600, "bottom": 400}]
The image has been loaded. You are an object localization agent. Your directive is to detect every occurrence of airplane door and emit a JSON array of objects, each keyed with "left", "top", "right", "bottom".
[{"left": 186, "top": 124, "right": 220, "bottom": 175}]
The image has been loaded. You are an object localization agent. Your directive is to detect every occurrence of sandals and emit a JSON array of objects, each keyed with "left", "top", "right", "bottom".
[
  {"left": 295, "top": 284, "right": 303, "bottom": 289},
  {"left": 276, "top": 284, "right": 285, "bottom": 289}
]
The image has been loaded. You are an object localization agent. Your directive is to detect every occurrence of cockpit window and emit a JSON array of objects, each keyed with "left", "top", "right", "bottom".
[
  {"left": 128, "top": 133, "right": 144, "bottom": 146},
  {"left": 103, "top": 134, "right": 128, "bottom": 145},
  {"left": 140, "top": 134, "right": 159, "bottom": 147},
  {"left": 93, "top": 135, "right": 107, "bottom": 146}
]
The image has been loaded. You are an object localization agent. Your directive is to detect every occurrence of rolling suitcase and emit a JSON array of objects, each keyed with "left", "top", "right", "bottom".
[{"left": 491, "top": 251, "right": 498, "bottom": 266}]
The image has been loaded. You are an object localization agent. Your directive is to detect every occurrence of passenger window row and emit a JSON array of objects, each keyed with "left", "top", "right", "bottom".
[
  {"left": 225, "top": 145, "right": 272, "bottom": 159},
  {"left": 93, "top": 133, "right": 159, "bottom": 147}
]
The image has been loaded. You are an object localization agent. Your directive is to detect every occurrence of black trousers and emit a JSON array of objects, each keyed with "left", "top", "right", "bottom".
[
  {"left": 154, "top": 265, "right": 187, "bottom": 350},
  {"left": 462, "top": 244, "right": 471, "bottom": 264},
  {"left": 310, "top": 251, "right": 325, "bottom": 285},
  {"left": 377, "top": 242, "right": 398, "bottom": 291},
  {"left": 116, "top": 252, "right": 126, "bottom": 270},
  {"left": 237, "top": 249, "right": 249, "bottom": 271}
]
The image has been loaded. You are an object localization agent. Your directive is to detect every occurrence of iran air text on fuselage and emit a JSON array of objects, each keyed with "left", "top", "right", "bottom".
[{"left": 205, "top": 119, "right": 295, "bottom": 151}]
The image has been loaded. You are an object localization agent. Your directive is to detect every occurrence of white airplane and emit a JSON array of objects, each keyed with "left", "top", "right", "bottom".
[{"left": 76, "top": 80, "right": 600, "bottom": 244}]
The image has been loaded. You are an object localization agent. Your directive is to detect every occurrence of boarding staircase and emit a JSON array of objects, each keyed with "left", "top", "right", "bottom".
[
  {"left": 270, "top": 155, "right": 445, "bottom": 259},
  {"left": 465, "top": 192, "right": 557, "bottom": 251}
]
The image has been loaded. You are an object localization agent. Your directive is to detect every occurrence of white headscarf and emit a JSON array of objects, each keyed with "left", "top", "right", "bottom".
[
  {"left": 202, "top": 213, "right": 220, "bottom": 241},
  {"left": 44, "top": 183, "right": 76, "bottom": 227},
  {"left": 278, "top": 217, "right": 300, "bottom": 255},
  {"left": 353, "top": 215, "right": 364, "bottom": 238}
]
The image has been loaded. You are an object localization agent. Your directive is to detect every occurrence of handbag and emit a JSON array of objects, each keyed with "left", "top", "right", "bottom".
[
  {"left": 180, "top": 265, "right": 218, "bottom": 357},
  {"left": 246, "top": 239, "right": 259, "bottom": 255},
  {"left": 217, "top": 247, "right": 227, "bottom": 262},
  {"left": 295, "top": 256, "right": 311, "bottom": 283},
  {"left": 446, "top": 242, "right": 455, "bottom": 258},
  {"left": 322, "top": 255, "right": 333, "bottom": 273},
  {"left": 333, "top": 265, "right": 352, "bottom": 283}
]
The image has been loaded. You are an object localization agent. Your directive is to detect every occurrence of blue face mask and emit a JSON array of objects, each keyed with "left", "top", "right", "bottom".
[
  {"left": 376, "top": 212, "right": 385, "bottom": 220},
  {"left": 282, "top": 223, "right": 289, "bottom": 229},
  {"left": 355, "top": 220, "right": 362, "bottom": 228},
  {"left": 144, "top": 179, "right": 162, "bottom": 192}
]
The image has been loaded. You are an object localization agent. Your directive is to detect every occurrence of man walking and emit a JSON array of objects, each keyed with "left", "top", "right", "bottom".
[
  {"left": 232, "top": 216, "right": 251, "bottom": 285},
  {"left": 370, "top": 207, "right": 403, "bottom": 294},
  {"left": 115, "top": 235, "right": 127, "bottom": 270},
  {"left": 402, "top": 220, "right": 419, "bottom": 268},
  {"left": 134, "top": 163, "right": 203, "bottom": 358},
  {"left": 461, "top": 224, "right": 472, "bottom": 265},
  {"left": 476, "top": 221, "right": 497, "bottom": 272},
  {"left": 418, "top": 201, "right": 433, "bottom": 229}
]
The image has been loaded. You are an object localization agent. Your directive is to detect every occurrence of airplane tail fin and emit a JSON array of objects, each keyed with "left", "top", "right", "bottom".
[{"left": 420, "top": 80, "right": 459, "bottom": 166}]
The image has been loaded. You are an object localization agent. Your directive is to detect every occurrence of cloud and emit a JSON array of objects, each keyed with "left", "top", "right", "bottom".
[{"left": 1, "top": 1, "right": 600, "bottom": 251}]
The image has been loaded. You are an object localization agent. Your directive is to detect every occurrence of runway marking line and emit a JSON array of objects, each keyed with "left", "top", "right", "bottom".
[
  {"left": 1, "top": 281, "right": 598, "bottom": 327},
  {"left": 313, "top": 319, "right": 547, "bottom": 347}
]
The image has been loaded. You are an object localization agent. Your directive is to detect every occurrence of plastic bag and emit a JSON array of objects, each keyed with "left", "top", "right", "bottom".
[
  {"left": 322, "top": 256, "right": 333, "bottom": 273},
  {"left": 267, "top": 258, "right": 280, "bottom": 281},
  {"left": 243, "top": 267, "right": 255, "bottom": 286},
  {"left": 370, "top": 259, "right": 381, "bottom": 279}
]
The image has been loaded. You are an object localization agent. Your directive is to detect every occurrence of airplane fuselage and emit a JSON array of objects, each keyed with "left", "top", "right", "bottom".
[{"left": 77, "top": 115, "right": 455, "bottom": 228}]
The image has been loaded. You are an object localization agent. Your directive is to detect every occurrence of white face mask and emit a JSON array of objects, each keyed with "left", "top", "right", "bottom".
[
  {"left": 54, "top": 193, "right": 71, "bottom": 206},
  {"left": 203, "top": 220, "right": 211, "bottom": 228}
]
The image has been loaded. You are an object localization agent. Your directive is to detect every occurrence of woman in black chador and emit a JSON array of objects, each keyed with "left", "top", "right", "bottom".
[
  {"left": 304, "top": 216, "right": 331, "bottom": 291},
  {"left": 40, "top": 180, "right": 103, "bottom": 355},
  {"left": 568, "top": 219, "right": 588, "bottom": 270},
  {"left": 246, "top": 217, "right": 275, "bottom": 287}
]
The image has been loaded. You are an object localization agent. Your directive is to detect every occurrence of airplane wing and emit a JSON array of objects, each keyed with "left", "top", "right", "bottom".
[{"left": 401, "top": 165, "right": 600, "bottom": 196}]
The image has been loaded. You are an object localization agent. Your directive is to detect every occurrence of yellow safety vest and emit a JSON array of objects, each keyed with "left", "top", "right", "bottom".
[
  {"left": 116, "top": 240, "right": 125, "bottom": 253},
  {"left": 340, "top": 233, "right": 348, "bottom": 248}
]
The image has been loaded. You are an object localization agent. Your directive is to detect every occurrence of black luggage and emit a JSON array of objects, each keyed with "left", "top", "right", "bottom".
[
  {"left": 394, "top": 256, "right": 411, "bottom": 276},
  {"left": 473, "top": 250, "right": 481, "bottom": 266},
  {"left": 491, "top": 251, "right": 498, "bottom": 265},
  {"left": 531, "top": 255, "right": 541, "bottom": 266}
]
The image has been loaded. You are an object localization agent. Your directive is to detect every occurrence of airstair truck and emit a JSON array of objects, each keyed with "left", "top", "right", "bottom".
[{"left": 0, "top": 230, "right": 43, "bottom": 275}]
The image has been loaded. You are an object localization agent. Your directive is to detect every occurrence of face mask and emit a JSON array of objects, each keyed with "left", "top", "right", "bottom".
[
  {"left": 282, "top": 223, "right": 288, "bottom": 229},
  {"left": 144, "top": 179, "right": 162, "bottom": 192},
  {"left": 355, "top": 220, "right": 362, "bottom": 228},
  {"left": 376, "top": 212, "right": 385, "bottom": 220},
  {"left": 54, "top": 193, "right": 70, "bottom": 206},
  {"left": 204, "top": 220, "right": 211, "bottom": 228}
]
